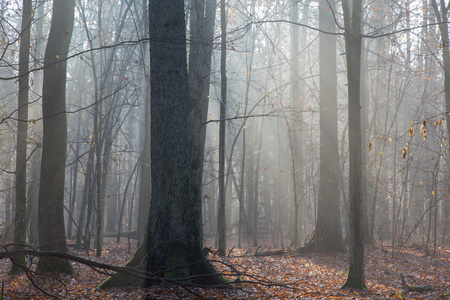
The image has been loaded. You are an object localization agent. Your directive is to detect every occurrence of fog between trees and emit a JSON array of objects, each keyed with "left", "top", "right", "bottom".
[{"left": 0, "top": 0, "right": 449, "bottom": 288}]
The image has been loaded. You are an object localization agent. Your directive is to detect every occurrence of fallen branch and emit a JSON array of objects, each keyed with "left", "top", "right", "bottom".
[
  {"left": 0, "top": 249, "right": 148, "bottom": 279},
  {"left": 400, "top": 273, "right": 435, "bottom": 295},
  {"left": 254, "top": 250, "right": 286, "bottom": 257}
]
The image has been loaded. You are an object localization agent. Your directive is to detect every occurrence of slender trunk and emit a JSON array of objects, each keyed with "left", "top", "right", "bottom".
[
  {"left": 431, "top": 0, "right": 450, "bottom": 247},
  {"left": 137, "top": 0, "right": 150, "bottom": 246},
  {"left": 117, "top": 159, "right": 140, "bottom": 243},
  {"left": 188, "top": 0, "right": 217, "bottom": 248},
  {"left": 217, "top": 0, "right": 227, "bottom": 256},
  {"left": 67, "top": 116, "right": 81, "bottom": 240},
  {"left": 11, "top": 0, "right": 32, "bottom": 275}
]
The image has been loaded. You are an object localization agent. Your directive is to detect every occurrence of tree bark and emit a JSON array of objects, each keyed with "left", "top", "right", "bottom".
[
  {"left": 37, "top": 0, "right": 75, "bottom": 274},
  {"left": 143, "top": 0, "right": 224, "bottom": 285},
  {"left": 341, "top": 0, "right": 366, "bottom": 289},
  {"left": 11, "top": 0, "right": 32, "bottom": 275}
]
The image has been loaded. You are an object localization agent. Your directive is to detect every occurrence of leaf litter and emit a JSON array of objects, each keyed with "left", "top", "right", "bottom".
[{"left": 0, "top": 237, "right": 448, "bottom": 299}]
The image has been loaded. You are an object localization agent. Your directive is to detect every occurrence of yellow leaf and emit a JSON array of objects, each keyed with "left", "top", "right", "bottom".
[
  {"left": 56, "top": 54, "right": 59, "bottom": 58},
  {"left": 402, "top": 143, "right": 408, "bottom": 160}
]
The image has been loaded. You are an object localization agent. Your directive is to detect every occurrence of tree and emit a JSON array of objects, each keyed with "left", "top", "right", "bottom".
[
  {"left": 10, "top": 0, "right": 32, "bottom": 275},
  {"left": 37, "top": 0, "right": 75, "bottom": 274},
  {"left": 100, "top": 0, "right": 224, "bottom": 287},
  {"left": 188, "top": 0, "right": 217, "bottom": 245},
  {"left": 314, "top": 0, "right": 346, "bottom": 253},
  {"left": 289, "top": 0, "right": 301, "bottom": 249},
  {"left": 217, "top": 0, "right": 227, "bottom": 256},
  {"left": 431, "top": 0, "right": 450, "bottom": 246},
  {"left": 144, "top": 0, "right": 224, "bottom": 284},
  {"left": 341, "top": 0, "right": 366, "bottom": 289}
]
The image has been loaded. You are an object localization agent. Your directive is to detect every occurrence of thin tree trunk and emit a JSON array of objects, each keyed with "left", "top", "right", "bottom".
[
  {"left": 188, "top": 0, "right": 217, "bottom": 247},
  {"left": 11, "top": 0, "right": 32, "bottom": 275},
  {"left": 217, "top": 0, "right": 227, "bottom": 256},
  {"left": 67, "top": 116, "right": 81, "bottom": 240},
  {"left": 136, "top": 0, "right": 150, "bottom": 246},
  {"left": 431, "top": 0, "right": 450, "bottom": 247}
]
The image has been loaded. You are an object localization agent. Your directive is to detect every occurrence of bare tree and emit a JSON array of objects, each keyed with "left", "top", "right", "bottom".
[
  {"left": 37, "top": 0, "right": 75, "bottom": 274},
  {"left": 11, "top": 0, "right": 32, "bottom": 275},
  {"left": 217, "top": 0, "right": 227, "bottom": 256},
  {"left": 314, "top": 0, "right": 346, "bottom": 253},
  {"left": 341, "top": 0, "right": 366, "bottom": 289}
]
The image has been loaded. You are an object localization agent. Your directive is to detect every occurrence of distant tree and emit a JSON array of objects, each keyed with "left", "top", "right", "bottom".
[
  {"left": 37, "top": 0, "right": 75, "bottom": 274},
  {"left": 341, "top": 0, "right": 366, "bottom": 289},
  {"left": 10, "top": 0, "right": 32, "bottom": 275},
  {"left": 314, "top": 0, "right": 346, "bottom": 253},
  {"left": 217, "top": 0, "right": 227, "bottom": 256},
  {"left": 188, "top": 0, "right": 217, "bottom": 243}
]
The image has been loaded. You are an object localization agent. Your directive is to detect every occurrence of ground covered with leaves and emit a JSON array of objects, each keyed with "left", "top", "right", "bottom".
[{"left": 0, "top": 237, "right": 448, "bottom": 299}]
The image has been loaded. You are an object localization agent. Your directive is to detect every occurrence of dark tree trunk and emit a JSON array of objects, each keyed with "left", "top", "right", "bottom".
[
  {"left": 341, "top": 0, "right": 366, "bottom": 289},
  {"left": 144, "top": 0, "right": 223, "bottom": 285},
  {"left": 37, "top": 0, "right": 75, "bottom": 274},
  {"left": 11, "top": 0, "right": 32, "bottom": 275},
  {"left": 99, "top": 0, "right": 223, "bottom": 288}
]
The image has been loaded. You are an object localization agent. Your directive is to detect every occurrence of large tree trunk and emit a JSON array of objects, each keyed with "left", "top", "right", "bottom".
[
  {"left": 341, "top": 0, "right": 366, "bottom": 289},
  {"left": 144, "top": 0, "right": 223, "bottom": 285},
  {"left": 37, "top": 0, "right": 75, "bottom": 274},
  {"left": 314, "top": 0, "right": 346, "bottom": 253},
  {"left": 99, "top": 0, "right": 223, "bottom": 288},
  {"left": 11, "top": 0, "right": 32, "bottom": 275}
]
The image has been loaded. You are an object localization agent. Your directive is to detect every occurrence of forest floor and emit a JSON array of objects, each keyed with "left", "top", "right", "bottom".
[{"left": 0, "top": 237, "right": 448, "bottom": 299}]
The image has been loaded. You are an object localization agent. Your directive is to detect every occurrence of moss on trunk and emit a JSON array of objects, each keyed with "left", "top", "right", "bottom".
[{"left": 341, "top": 264, "right": 366, "bottom": 290}]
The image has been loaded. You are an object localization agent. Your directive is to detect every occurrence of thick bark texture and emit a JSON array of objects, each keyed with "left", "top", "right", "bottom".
[
  {"left": 341, "top": 0, "right": 366, "bottom": 289},
  {"left": 145, "top": 0, "right": 224, "bottom": 285},
  {"left": 37, "top": 0, "right": 75, "bottom": 274},
  {"left": 315, "top": 0, "right": 346, "bottom": 253},
  {"left": 100, "top": 0, "right": 223, "bottom": 288}
]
